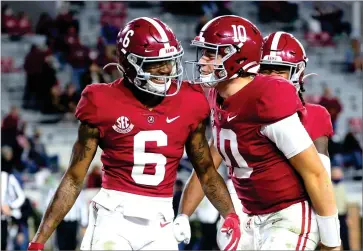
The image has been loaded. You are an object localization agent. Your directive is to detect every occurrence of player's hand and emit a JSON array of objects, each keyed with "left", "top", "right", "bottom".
[
  {"left": 217, "top": 213, "right": 241, "bottom": 251},
  {"left": 173, "top": 214, "right": 191, "bottom": 244},
  {"left": 28, "top": 242, "right": 44, "bottom": 250},
  {"left": 1, "top": 204, "right": 12, "bottom": 216}
]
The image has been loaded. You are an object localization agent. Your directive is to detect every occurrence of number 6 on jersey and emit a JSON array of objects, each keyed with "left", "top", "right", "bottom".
[{"left": 132, "top": 130, "right": 167, "bottom": 186}]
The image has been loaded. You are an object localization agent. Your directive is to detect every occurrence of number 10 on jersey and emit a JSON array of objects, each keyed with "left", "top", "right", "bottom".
[{"left": 212, "top": 126, "right": 252, "bottom": 179}]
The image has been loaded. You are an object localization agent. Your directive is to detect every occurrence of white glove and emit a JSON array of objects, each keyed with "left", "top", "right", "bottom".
[{"left": 173, "top": 214, "right": 191, "bottom": 244}]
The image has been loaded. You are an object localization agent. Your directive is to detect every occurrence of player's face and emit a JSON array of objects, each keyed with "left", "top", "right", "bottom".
[
  {"left": 143, "top": 60, "right": 175, "bottom": 85},
  {"left": 198, "top": 49, "right": 223, "bottom": 76},
  {"left": 260, "top": 65, "right": 290, "bottom": 80}
]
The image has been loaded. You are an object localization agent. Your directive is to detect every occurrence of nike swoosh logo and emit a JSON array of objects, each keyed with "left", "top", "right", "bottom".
[
  {"left": 227, "top": 115, "right": 237, "bottom": 122},
  {"left": 166, "top": 116, "right": 180, "bottom": 123},
  {"left": 160, "top": 221, "right": 171, "bottom": 228},
  {"left": 145, "top": 49, "right": 153, "bottom": 52}
]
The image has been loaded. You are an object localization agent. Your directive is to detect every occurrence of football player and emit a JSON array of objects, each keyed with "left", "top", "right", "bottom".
[
  {"left": 28, "top": 17, "right": 241, "bottom": 251},
  {"left": 175, "top": 15, "right": 340, "bottom": 250},
  {"left": 260, "top": 31, "right": 333, "bottom": 178},
  {"left": 222, "top": 31, "right": 335, "bottom": 250},
  {"left": 203, "top": 31, "right": 336, "bottom": 250}
]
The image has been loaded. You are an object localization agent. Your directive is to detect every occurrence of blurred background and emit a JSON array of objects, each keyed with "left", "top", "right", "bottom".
[{"left": 1, "top": 1, "right": 362, "bottom": 250}]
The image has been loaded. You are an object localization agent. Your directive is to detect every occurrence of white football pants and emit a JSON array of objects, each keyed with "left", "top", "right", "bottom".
[
  {"left": 80, "top": 188, "right": 178, "bottom": 251},
  {"left": 220, "top": 190, "right": 320, "bottom": 250},
  {"left": 81, "top": 202, "right": 178, "bottom": 250}
]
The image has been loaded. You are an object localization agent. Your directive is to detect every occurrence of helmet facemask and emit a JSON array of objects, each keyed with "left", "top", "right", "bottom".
[
  {"left": 185, "top": 40, "right": 237, "bottom": 88},
  {"left": 105, "top": 49, "right": 184, "bottom": 97},
  {"left": 132, "top": 52, "right": 184, "bottom": 97}
]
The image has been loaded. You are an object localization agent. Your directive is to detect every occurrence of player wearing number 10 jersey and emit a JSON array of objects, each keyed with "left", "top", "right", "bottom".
[
  {"left": 177, "top": 15, "right": 341, "bottom": 250},
  {"left": 28, "top": 17, "right": 241, "bottom": 251},
  {"left": 213, "top": 31, "right": 335, "bottom": 251}
]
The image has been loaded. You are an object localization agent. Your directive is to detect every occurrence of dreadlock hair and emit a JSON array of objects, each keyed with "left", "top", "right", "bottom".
[{"left": 299, "top": 81, "right": 306, "bottom": 105}]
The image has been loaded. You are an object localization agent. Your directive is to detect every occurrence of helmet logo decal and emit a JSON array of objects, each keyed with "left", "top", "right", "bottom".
[
  {"left": 122, "top": 30, "right": 134, "bottom": 48},
  {"left": 231, "top": 25, "right": 247, "bottom": 43},
  {"left": 265, "top": 55, "right": 280, "bottom": 61},
  {"left": 165, "top": 48, "right": 175, "bottom": 54}
]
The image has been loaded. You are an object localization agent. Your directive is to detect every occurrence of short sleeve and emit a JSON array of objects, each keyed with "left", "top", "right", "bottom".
[
  {"left": 260, "top": 113, "right": 313, "bottom": 159},
  {"left": 314, "top": 106, "right": 334, "bottom": 139},
  {"left": 75, "top": 85, "right": 99, "bottom": 125},
  {"left": 257, "top": 79, "right": 303, "bottom": 123},
  {"left": 75, "top": 85, "right": 105, "bottom": 138}
]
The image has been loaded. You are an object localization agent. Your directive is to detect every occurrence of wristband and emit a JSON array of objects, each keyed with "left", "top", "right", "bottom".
[
  {"left": 28, "top": 242, "right": 44, "bottom": 250},
  {"left": 316, "top": 211, "right": 341, "bottom": 247}
]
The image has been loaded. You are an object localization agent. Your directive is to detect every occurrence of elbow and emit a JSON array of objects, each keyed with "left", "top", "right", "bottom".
[{"left": 304, "top": 165, "right": 330, "bottom": 183}]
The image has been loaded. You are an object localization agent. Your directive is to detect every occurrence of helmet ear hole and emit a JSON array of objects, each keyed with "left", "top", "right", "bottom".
[
  {"left": 134, "top": 79, "right": 142, "bottom": 87},
  {"left": 219, "top": 70, "right": 227, "bottom": 78}
]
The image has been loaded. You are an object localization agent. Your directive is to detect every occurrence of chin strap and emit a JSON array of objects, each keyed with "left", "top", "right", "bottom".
[
  {"left": 200, "top": 73, "right": 219, "bottom": 88},
  {"left": 146, "top": 78, "right": 172, "bottom": 94}
]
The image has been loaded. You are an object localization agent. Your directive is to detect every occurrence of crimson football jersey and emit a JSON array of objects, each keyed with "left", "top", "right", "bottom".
[
  {"left": 301, "top": 103, "right": 334, "bottom": 141},
  {"left": 75, "top": 79, "right": 209, "bottom": 198},
  {"left": 208, "top": 74, "right": 308, "bottom": 215}
]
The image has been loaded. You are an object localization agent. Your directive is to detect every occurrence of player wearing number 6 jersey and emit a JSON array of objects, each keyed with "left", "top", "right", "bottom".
[
  {"left": 28, "top": 17, "right": 241, "bottom": 251},
  {"left": 176, "top": 15, "right": 341, "bottom": 250}
]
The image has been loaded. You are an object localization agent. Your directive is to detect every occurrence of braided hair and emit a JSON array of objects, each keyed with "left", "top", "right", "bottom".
[{"left": 298, "top": 81, "right": 306, "bottom": 105}]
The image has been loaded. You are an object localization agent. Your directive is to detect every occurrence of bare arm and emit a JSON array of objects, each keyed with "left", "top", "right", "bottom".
[
  {"left": 313, "top": 135, "right": 332, "bottom": 178},
  {"left": 209, "top": 138, "right": 224, "bottom": 169},
  {"left": 313, "top": 136, "right": 329, "bottom": 156},
  {"left": 261, "top": 113, "right": 337, "bottom": 215},
  {"left": 179, "top": 138, "right": 223, "bottom": 216},
  {"left": 261, "top": 113, "right": 340, "bottom": 248},
  {"left": 289, "top": 145, "right": 341, "bottom": 249},
  {"left": 289, "top": 144, "right": 336, "bottom": 216},
  {"left": 184, "top": 121, "right": 234, "bottom": 218},
  {"left": 32, "top": 123, "right": 99, "bottom": 244}
]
